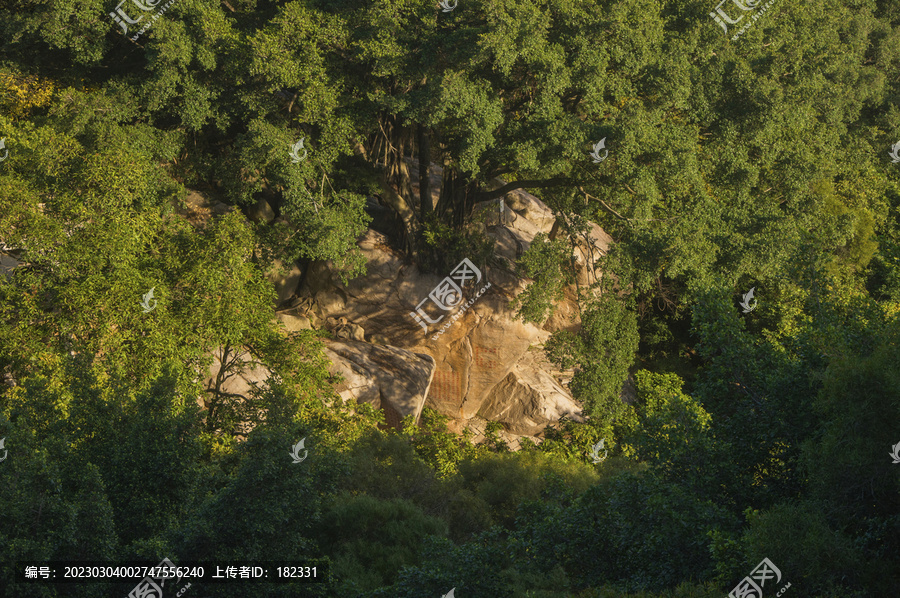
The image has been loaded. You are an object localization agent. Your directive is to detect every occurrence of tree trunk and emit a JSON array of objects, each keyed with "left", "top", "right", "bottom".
[
  {"left": 378, "top": 178, "right": 417, "bottom": 254},
  {"left": 418, "top": 125, "right": 433, "bottom": 218},
  {"left": 436, "top": 167, "right": 477, "bottom": 228},
  {"left": 371, "top": 115, "right": 419, "bottom": 253}
]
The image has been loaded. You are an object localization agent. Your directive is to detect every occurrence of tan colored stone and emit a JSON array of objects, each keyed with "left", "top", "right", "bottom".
[
  {"left": 323, "top": 339, "right": 434, "bottom": 428},
  {"left": 504, "top": 189, "right": 556, "bottom": 234},
  {"left": 276, "top": 312, "right": 312, "bottom": 332},
  {"left": 295, "top": 181, "right": 612, "bottom": 438},
  {"left": 573, "top": 222, "right": 612, "bottom": 288},
  {"left": 205, "top": 347, "right": 270, "bottom": 402},
  {"left": 266, "top": 258, "right": 303, "bottom": 305},
  {"left": 477, "top": 348, "right": 584, "bottom": 435}
]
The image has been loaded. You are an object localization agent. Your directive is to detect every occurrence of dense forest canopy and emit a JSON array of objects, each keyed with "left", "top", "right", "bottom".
[{"left": 1, "top": 0, "right": 899, "bottom": 596}]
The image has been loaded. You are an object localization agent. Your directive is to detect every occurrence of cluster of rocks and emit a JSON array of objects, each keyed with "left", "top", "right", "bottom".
[{"left": 262, "top": 161, "right": 613, "bottom": 448}]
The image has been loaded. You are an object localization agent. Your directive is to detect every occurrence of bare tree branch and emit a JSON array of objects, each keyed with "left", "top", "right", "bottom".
[
  {"left": 576, "top": 185, "right": 632, "bottom": 224},
  {"left": 475, "top": 177, "right": 570, "bottom": 202}
]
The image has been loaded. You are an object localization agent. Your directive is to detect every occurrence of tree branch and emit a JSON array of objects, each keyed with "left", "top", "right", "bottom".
[
  {"left": 475, "top": 177, "right": 570, "bottom": 202},
  {"left": 576, "top": 185, "right": 632, "bottom": 225}
]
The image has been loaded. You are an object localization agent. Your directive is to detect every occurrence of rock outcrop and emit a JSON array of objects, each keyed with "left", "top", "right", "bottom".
[
  {"left": 176, "top": 182, "right": 613, "bottom": 445},
  {"left": 282, "top": 177, "right": 613, "bottom": 442},
  {"left": 202, "top": 339, "right": 435, "bottom": 431},
  {"left": 323, "top": 339, "right": 435, "bottom": 428},
  {"left": 477, "top": 349, "right": 583, "bottom": 436}
]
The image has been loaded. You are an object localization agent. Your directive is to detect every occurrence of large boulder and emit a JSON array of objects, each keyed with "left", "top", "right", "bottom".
[
  {"left": 295, "top": 229, "right": 547, "bottom": 419},
  {"left": 573, "top": 221, "right": 613, "bottom": 288},
  {"left": 200, "top": 339, "right": 434, "bottom": 430},
  {"left": 323, "top": 339, "right": 435, "bottom": 428},
  {"left": 504, "top": 188, "right": 556, "bottom": 234},
  {"left": 266, "top": 258, "right": 303, "bottom": 306},
  {"left": 275, "top": 311, "right": 312, "bottom": 332},
  {"left": 477, "top": 349, "right": 584, "bottom": 436}
]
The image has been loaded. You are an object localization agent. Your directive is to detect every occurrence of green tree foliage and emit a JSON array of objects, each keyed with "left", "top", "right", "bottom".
[
  {"left": 400, "top": 408, "right": 479, "bottom": 479},
  {"left": 3, "top": 0, "right": 900, "bottom": 595},
  {"left": 170, "top": 425, "right": 332, "bottom": 598},
  {"left": 318, "top": 492, "right": 448, "bottom": 594},
  {"left": 559, "top": 472, "right": 737, "bottom": 592},
  {"left": 546, "top": 291, "right": 640, "bottom": 421},
  {"left": 511, "top": 233, "right": 572, "bottom": 324},
  {"left": 618, "top": 371, "right": 720, "bottom": 496},
  {"left": 726, "top": 502, "right": 867, "bottom": 596},
  {"left": 455, "top": 450, "right": 599, "bottom": 530},
  {"left": 798, "top": 324, "right": 900, "bottom": 592}
]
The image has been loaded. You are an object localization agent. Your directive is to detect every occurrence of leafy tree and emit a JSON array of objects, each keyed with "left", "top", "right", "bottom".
[
  {"left": 3, "top": 0, "right": 900, "bottom": 595},
  {"left": 618, "top": 371, "right": 720, "bottom": 497},
  {"left": 317, "top": 492, "right": 448, "bottom": 594},
  {"left": 550, "top": 471, "right": 736, "bottom": 592},
  {"left": 545, "top": 291, "right": 640, "bottom": 421},
  {"left": 712, "top": 502, "right": 868, "bottom": 597},
  {"left": 511, "top": 233, "right": 573, "bottom": 325},
  {"left": 455, "top": 450, "right": 599, "bottom": 530},
  {"left": 170, "top": 424, "right": 333, "bottom": 598},
  {"left": 400, "top": 408, "right": 479, "bottom": 479},
  {"left": 0, "top": 416, "right": 119, "bottom": 598}
]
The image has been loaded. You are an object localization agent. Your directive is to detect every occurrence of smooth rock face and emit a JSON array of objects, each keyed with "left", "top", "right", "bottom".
[
  {"left": 425, "top": 297, "right": 547, "bottom": 419},
  {"left": 323, "top": 339, "right": 435, "bottom": 428},
  {"left": 504, "top": 189, "right": 556, "bottom": 234},
  {"left": 276, "top": 312, "right": 312, "bottom": 332},
  {"left": 266, "top": 258, "right": 303, "bottom": 306},
  {"left": 293, "top": 229, "right": 551, "bottom": 420},
  {"left": 202, "top": 339, "right": 434, "bottom": 431},
  {"left": 573, "top": 222, "right": 612, "bottom": 287},
  {"left": 477, "top": 349, "right": 584, "bottom": 435}
]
